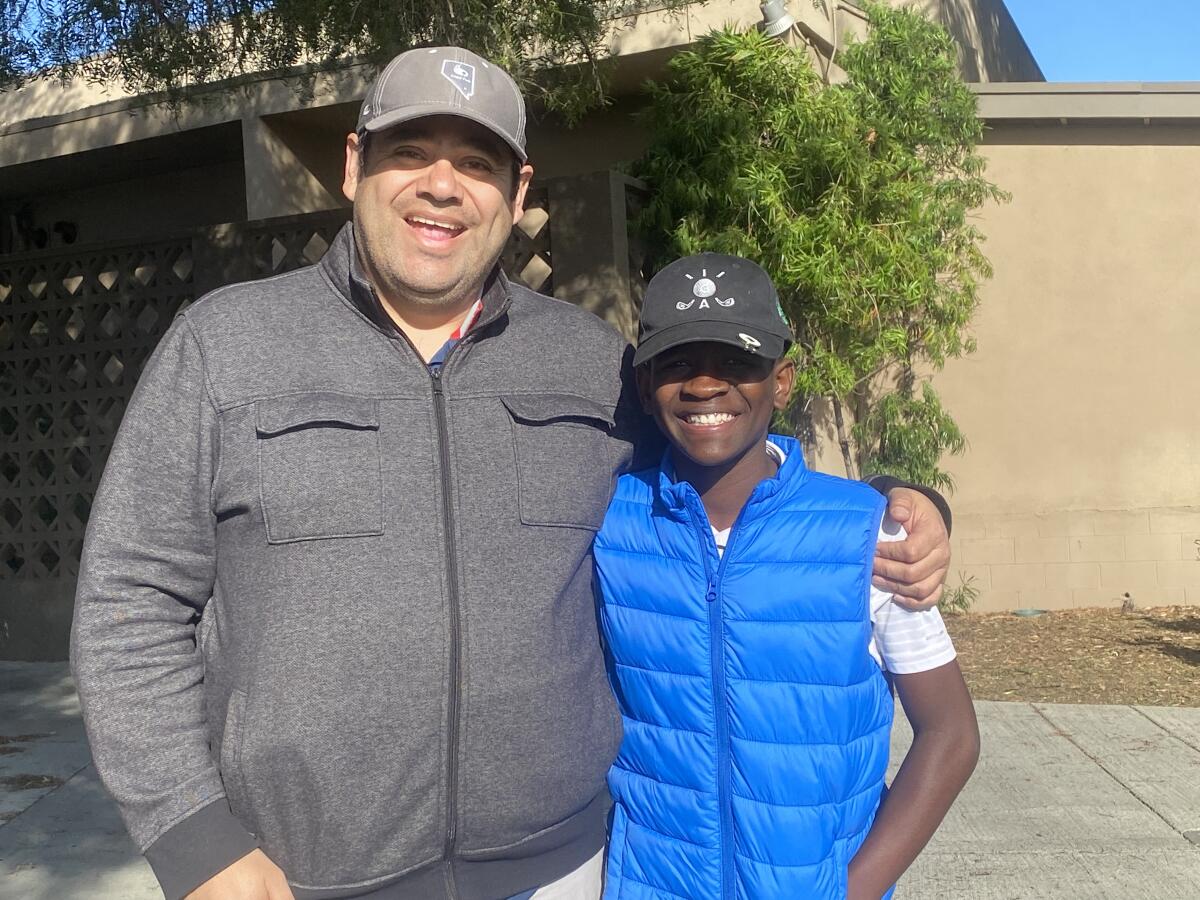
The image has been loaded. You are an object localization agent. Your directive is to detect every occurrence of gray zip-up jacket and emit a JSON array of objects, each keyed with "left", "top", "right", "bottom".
[{"left": 71, "top": 225, "right": 642, "bottom": 900}]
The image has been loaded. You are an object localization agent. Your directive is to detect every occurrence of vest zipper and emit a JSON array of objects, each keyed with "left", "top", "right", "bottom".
[{"left": 691, "top": 498, "right": 749, "bottom": 900}]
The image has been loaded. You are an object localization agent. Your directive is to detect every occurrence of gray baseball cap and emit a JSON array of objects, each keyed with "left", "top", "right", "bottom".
[{"left": 357, "top": 46, "right": 528, "bottom": 162}]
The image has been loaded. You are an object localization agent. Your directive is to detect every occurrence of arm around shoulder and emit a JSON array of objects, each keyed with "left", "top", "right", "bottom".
[
  {"left": 865, "top": 475, "right": 952, "bottom": 536},
  {"left": 868, "top": 481, "right": 952, "bottom": 610}
]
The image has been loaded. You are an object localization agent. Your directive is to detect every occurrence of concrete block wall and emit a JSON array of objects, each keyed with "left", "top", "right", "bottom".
[{"left": 950, "top": 508, "right": 1200, "bottom": 612}]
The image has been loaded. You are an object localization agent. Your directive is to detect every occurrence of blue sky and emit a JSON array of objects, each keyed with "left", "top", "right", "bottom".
[{"left": 1004, "top": 0, "right": 1200, "bottom": 82}]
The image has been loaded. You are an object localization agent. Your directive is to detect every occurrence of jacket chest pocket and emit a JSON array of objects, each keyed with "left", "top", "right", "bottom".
[
  {"left": 255, "top": 393, "right": 384, "bottom": 544},
  {"left": 502, "top": 393, "right": 616, "bottom": 531}
]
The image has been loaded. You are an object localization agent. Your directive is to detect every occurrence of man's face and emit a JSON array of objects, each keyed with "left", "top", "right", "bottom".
[
  {"left": 639, "top": 341, "right": 795, "bottom": 470},
  {"left": 342, "top": 115, "right": 533, "bottom": 309}
]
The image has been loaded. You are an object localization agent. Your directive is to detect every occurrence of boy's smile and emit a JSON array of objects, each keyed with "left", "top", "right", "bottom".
[{"left": 640, "top": 341, "right": 795, "bottom": 484}]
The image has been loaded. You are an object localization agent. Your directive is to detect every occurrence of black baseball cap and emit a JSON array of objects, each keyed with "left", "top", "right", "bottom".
[
  {"left": 633, "top": 253, "right": 794, "bottom": 367},
  {"left": 357, "top": 46, "right": 528, "bottom": 162}
]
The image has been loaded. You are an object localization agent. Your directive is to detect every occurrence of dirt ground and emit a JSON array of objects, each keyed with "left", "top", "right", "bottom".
[{"left": 944, "top": 606, "right": 1200, "bottom": 707}]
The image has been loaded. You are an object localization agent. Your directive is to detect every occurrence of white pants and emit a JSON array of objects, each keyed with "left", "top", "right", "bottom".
[{"left": 529, "top": 850, "right": 604, "bottom": 899}]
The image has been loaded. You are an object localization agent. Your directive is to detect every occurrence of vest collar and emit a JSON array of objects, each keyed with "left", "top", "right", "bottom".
[{"left": 655, "top": 435, "right": 809, "bottom": 524}]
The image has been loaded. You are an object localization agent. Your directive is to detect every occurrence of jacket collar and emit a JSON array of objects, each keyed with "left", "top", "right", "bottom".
[{"left": 320, "top": 222, "right": 513, "bottom": 339}]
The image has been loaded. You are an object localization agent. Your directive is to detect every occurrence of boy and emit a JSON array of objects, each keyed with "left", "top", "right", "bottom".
[{"left": 594, "top": 253, "right": 979, "bottom": 899}]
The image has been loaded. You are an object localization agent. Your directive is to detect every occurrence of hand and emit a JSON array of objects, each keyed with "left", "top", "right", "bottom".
[
  {"left": 872, "top": 488, "right": 950, "bottom": 611},
  {"left": 186, "top": 849, "right": 295, "bottom": 900}
]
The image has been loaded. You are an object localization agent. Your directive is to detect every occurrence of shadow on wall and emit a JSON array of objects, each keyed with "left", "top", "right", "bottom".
[
  {"left": 540, "top": 171, "right": 649, "bottom": 344},
  {"left": 0, "top": 121, "right": 249, "bottom": 251},
  {"left": 0, "top": 582, "right": 78, "bottom": 663},
  {"left": 914, "top": 0, "right": 1045, "bottom": 83},
  {"left": 1, "top": 65, "right": 369, "bottom": 245}
]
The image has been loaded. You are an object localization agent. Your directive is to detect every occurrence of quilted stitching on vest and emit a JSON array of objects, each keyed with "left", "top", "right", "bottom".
[{"left": 596, "top": 436, "right": 894, "bottom": 899}]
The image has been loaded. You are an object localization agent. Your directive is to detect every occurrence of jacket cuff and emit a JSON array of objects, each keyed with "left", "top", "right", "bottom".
[
  {"left": 144, "top": 797, "right": 260, "bottom": 900},
  {"left": 865, "top": 475, "right": 953, "bottom": 536}
]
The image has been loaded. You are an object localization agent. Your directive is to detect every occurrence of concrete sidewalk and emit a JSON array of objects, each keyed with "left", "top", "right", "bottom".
[{"left": 2, "top": 662, "right": 1199, "bottom": 899}]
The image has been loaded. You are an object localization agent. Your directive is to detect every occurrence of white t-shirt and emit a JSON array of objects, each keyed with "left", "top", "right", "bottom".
[{"left": 709, "top": 442, "right": 957, "bottom": 676}]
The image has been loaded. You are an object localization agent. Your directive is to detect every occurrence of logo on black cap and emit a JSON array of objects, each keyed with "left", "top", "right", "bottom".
[
  {"left": 678, "top": 268, "right": 736, "bottom": 311},
  {"left": 633, "top": 253, "right": 794, "bottom": 368}
]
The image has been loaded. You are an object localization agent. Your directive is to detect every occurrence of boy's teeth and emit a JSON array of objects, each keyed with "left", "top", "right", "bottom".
[{"left": 686, "top": 413, "right": 734, "bottom": 425}]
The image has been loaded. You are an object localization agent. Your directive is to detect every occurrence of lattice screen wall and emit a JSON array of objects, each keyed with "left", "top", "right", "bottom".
[
  {"left": 242, "top": 212, "right": 350, "bottom": 279},
  {"left": 0, "top": 239, "right": 197, "bottom": 580},
  {"left": 504, "top": 187, "right": 553, "bottom": 291},
  {"left": 1, "top": 197, "right": 554, "bottom": 584}
]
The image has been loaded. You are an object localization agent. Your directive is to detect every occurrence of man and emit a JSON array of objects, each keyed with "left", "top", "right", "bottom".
[{"left": 71, "top": 47, "right": 951, "bottom": 900}]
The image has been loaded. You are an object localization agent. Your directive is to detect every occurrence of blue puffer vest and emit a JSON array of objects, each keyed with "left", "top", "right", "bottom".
[{"left": 595, "top": 436, "right": 894, "bottom": 899}]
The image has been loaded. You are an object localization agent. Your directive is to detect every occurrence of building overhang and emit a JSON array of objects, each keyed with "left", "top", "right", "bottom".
[{"left": 974, "top": 82, "right": 1200, "bottom": 125}]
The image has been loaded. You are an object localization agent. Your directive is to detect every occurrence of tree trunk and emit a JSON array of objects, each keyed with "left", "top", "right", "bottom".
[
  {"left": 831, "top": 395, "right": 857, "bottom": 480},
  {"left": 783, "top": 394, "right": 817, "bottom": 469},
  {"left": 852, "top": 385, "right": 870, "bottom": 477}
]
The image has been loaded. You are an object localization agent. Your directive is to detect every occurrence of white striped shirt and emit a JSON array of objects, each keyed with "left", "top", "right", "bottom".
[{"left": 710, "top": 442, "right": 957, "bottom": 676}]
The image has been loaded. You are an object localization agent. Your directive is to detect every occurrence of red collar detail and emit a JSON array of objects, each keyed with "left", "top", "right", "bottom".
[{"left": 450, "top": 299, "right": 484, "bottom": 341}]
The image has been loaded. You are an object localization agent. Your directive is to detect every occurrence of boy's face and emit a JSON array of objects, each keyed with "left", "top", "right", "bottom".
[{"left": 638, "top": 341, "right": 795, "bottom": 470}]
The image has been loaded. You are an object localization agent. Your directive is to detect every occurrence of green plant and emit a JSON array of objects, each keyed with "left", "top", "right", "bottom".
[
  {"left": 939, "top": 571, "right": 980, "bottom": 616},
  {"left": 634, "top": 2, "right": 1006, "bottom": 487}
]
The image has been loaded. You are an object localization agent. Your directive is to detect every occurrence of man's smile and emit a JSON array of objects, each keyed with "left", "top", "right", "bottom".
[{"left": 404, "top": 214, "right": 467, "bottom": 242}]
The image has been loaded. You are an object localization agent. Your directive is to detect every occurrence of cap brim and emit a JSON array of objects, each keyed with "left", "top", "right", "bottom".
[
  {"left": 359, "top": 104, "right": 528, "bottom": 162},
  {"left": 633, "top": 321, "right": 788, "bottom": 367}
]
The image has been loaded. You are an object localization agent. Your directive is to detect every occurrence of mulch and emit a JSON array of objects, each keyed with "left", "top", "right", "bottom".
[{"left": 944, "top": 606, "right": 1200, "bottom": 707}]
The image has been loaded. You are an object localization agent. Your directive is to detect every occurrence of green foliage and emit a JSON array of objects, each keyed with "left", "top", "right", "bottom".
[
  {"left": 940, "top": 571, "right": 980, "bottom": 616},
  {"left": 633, "top": 2, "right": 1005, "bottom": 486},
  {"left": 1, "top": 0, "right": 682, "bottom": 122},
  {"left": 855, "top": 381, "right": 966, "bottom": 493}
]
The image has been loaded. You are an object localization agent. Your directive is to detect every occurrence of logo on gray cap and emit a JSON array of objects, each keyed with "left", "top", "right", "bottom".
[
  {"left": 356, "top": 46, "right": 527, "bottom": 162},
  {"left": 442, "top": 60, "right": 476, "bottom": 99}
]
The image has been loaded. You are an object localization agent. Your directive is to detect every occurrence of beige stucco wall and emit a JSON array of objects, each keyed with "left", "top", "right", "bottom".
[
  {"left": 617, "top": 0, "right": 1041, "bottom": 83},
  {"left": 912, "top": 0, "right": 1043, "bottom": 81},
  {"left": 929, "top": 122, "right": 1200, "bottom": 612}
]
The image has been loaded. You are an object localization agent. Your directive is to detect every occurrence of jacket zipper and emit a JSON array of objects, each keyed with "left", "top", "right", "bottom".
[
  {"left": 691, "top": 496, "right": 749, "bottom": 900},
  {"left": 384, "top": 293, "right": 509, "bottom": 897},
  {"left": 430, "top": 365, "right": 463, "bottom": 887}
]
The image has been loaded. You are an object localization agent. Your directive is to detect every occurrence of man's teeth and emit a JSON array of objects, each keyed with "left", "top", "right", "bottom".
[
  {"left": 686, "top": 413, "right": 734, "bottom": 425},
  {"left": 409, "top": 216, "right": 463, "bottom": 232}
]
